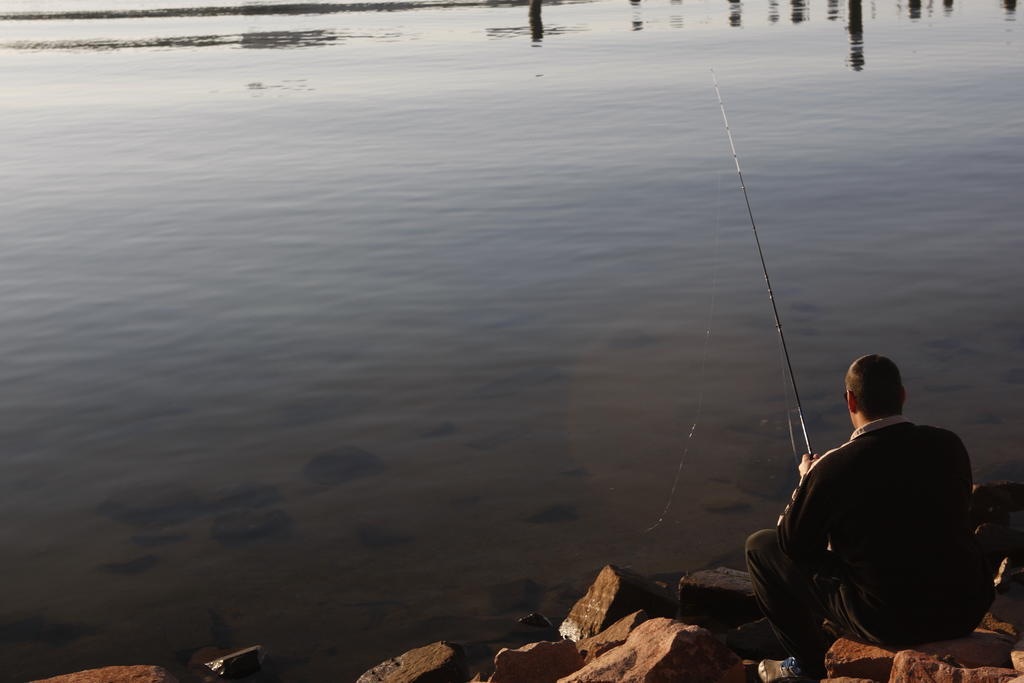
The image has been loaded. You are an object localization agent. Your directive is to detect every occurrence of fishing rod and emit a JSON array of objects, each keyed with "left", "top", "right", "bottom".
[{"left": 711, "top": 70, "right": 814, "bottom": 459}]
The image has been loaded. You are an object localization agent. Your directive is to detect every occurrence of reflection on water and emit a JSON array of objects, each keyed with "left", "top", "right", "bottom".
[
  {"left": 2, "top": 29, "right": 400, "bottom": 51},
  {"left": 848, "top": 0, "right": 864, "bottom": 71}
]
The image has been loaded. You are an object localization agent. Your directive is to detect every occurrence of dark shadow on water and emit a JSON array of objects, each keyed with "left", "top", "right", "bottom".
[
  {"left": 524, "top": 503, "right": 578, "bottom": 523},
  {"left": 303, "top": 447, "right": 385, "bottom": 485},
  {"left": 0, "top": 616, "right": 93, "bottom": 646},
  {"left": 101, "top": 554, "right": 159, "bottom": 575}
]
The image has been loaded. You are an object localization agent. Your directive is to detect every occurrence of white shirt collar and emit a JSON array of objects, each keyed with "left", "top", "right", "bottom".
[{"left": 850, "top": 414, "right": 911, "bottom": 440}]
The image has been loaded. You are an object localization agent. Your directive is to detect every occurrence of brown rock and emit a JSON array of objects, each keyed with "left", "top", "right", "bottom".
[
  {"left": 888, "top": 649, "right": 1020, "bottom": 682},
  {"left": 1012, "top": 635, "right": 1024, "bottom": 672},
  {"left": 725, "top": 618, "right": 788, "bottom": 661},
  {"left": 971, "top": 483, "right": 1024, "bottom": 528},
  {"left": 821, "top": 679, "right": 877, "bottom": 682},
  {"left": 491, "top": 640, "right": 584, "bottom": 683},
  {"left": 357, "top": 641, "right": 469, "bottom": 683},
  {"left": 30, "top": 666, "right": 178, "bottom": 683},
  {"left": 576, "top": 610, "right": 649, "bottom": 663},
  {"left": 996, "top": 558, "right": 1024, "bottom": 594},
  {"left": 983, "top": 611, "right": 1020, "bottom": 639},
  {"left": 557, "top": 617, "right": 744, "bottom": 683},
  {"left": 679, "top": 567, "right": 761, "bottom": 627},
  {"left": 991, "top": 584, "right": 1024, "bottom": 637},
  {"left": 558, "top": 565, "right": 677, "bottom": 642},
  {"left": 826, "top": 630, "right": 1014, "bottom": 681}
]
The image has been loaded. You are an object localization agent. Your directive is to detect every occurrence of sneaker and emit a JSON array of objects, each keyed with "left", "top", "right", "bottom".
[{"left": 757, "top": 656, "right": 817, "bottom": 682}]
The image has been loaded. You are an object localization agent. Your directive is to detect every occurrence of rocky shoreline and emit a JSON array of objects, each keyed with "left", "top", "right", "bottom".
[{"left": 32, "top": 482, "right": 1024, "bottom": 683}]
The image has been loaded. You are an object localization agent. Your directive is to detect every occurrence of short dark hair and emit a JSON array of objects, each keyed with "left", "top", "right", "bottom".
[{"left": 845, "top": 354, "right": 903, "bottom": 419}]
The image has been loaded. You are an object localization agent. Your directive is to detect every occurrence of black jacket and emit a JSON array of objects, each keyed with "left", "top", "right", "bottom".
[{"left": 778, "top": 421, "right": 993, "bottom": 641}]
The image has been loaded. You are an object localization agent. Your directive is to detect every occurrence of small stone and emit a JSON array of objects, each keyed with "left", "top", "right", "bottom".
[
  {"left": 679, "top": 567, "right": 761, "bottom": 627},
  {"left": 726, "top": 618, "right": 788, "bottom": 661},
  {"left": 983, "top": 610, "right": 1020, "bottom": 639},
  {"left": 889, "top": 649, "right": 1020, "bottom": 682},
  {"left": 204, "top": 645, "right": 263, "bottom": 679},
  {"left": 558, "top": 617, "right": 744, "bottom": 683},
  {"left": 558, "top": 565, "right": 678, "bottom": 642},
  {"left": 996, "top": 558, "right": 1024, "bottom": 594},
  {"left": 575, "top": 610, "right": 648, "bottom": 663},
  {"left": 30, "top": 666, "right": 178, "bottom": 682},
  {"left": 491, "top": 640, "right": 583, "bottom": 683},
  {"left": 356, "top": 641, "right": 469, "bottom": 683},
  {"left": 517, "top": 612, "right": 553, "bottom": 628}
]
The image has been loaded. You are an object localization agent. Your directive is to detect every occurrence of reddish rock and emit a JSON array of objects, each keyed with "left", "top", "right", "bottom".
[
  {"left": 491, "top": 640, "right": 584, "bottom": 683},
  {"left": 679, "top": 567, "right": 761, "bottom": 627},
  {"left": 576, "top": 610, "right": 649, "bottom": 663},
  {"left": 888, "top": 649, "right": 1020, "bottom": 682},
  {"left": 557, "top": 617, "right": 744, "bottom": 683},
  {"left": 30, "top": 666, "right": 178, "bottom": 683},
  {"left": 558, "top": 565, "right": 677, "bottom": 642},
  {"left": 821, "top": 679, "right": 876, "bottom": 682},
  {"left": 357, "top": 641, "right": 469, "bottom": 683},
  {"left": 826, "top": 630, "right": 1014, "bottom": 681}
]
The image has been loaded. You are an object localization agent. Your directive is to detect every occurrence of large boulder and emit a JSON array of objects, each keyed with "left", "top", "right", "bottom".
[
  {"left": 31, "top": 666, "right": 178, "bottom": 683},
  {"left": 576, "top": 610, "right": 649, "bottom": 663},
  {"left": 357, "top": 641, "right": 469, "bottom": 683},
  {"left": 490, "top": 640, "right": 583, "bottom": 683},
  {"left": 825, "top": 631, "right": 1014, "bottom": 681},
  {"left": 557, "top": 617, "right": 744, "bottom": 683},
  {"left": 558, "top": 565, "right": 677, "bottom": 642},
  {"left": 888, "top": 649, "right": 1021, "bottom": 682},
  {"left": 678, "top": 568, "right": 761, "bottom": 628}
]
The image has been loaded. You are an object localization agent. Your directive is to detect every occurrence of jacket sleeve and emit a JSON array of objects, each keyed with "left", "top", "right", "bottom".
[{"left": 777, "top": 466, "right": 834, "bottom": 571}]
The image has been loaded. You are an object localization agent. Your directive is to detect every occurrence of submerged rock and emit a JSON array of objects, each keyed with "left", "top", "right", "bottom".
[
  {"left": 972, "top": 482, "right": 1024, "bottom": 527},
  {"left": 524, "top": 504, "right": 578, "bottom": 524},
  {"left": 100, "top": 554, "right": 159, "bottom": 575},
  {"left": 97, "top": 484, "right": 207, "bottom": 528},
  {"left": 558, "top": 565, "right": 677, "bottom": 642},
  {"left": 211, "top": 509, "right": 291, "bottom": 546},
  {"left": 303, "top": 447, "right": 384, "bottom": 485}
]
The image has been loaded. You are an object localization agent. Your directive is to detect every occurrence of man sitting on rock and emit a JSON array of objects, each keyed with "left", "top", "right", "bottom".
[{"left": 745, "top": 354, "right": 993, "bottom": 682}]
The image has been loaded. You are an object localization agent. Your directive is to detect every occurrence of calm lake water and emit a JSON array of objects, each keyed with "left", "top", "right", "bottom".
[{"left": 1, "top": 0, "right": 1022, "bottom": 679}]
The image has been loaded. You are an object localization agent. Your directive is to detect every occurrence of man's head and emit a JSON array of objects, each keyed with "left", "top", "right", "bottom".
[{"left": 844, "top": 354, "right": 905, "bottom": 425}]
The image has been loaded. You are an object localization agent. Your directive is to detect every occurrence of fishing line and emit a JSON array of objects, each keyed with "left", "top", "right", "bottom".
[
  {"left": 711, "top": 69, "right": 813, "bottom": 459},
  {"left": 643, "top": 172, "right": 723, "bottom": 534}
]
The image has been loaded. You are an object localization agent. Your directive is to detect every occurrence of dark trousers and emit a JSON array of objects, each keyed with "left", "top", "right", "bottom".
[{"left": 745, "top": 529, "right": 861, "bottom": 678}]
